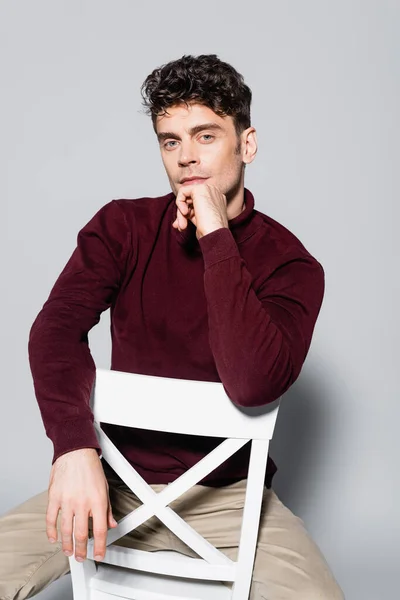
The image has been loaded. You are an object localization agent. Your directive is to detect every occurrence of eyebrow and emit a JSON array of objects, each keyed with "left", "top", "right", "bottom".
[{"left": 157, "top": 122, "right": 224, "bottom": 143}]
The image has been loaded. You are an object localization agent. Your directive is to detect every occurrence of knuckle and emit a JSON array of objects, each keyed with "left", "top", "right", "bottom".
[
  {"left": 95, "top": 497, "right": 109, "bottom": 510},
  {"left": 94, "top": 491, "right": 108, "bottom": 503},
  {"left": 60, "top": 521, "right": 72, "bottom": 533},
  {"left": 46, "top": 506, "right": 58, "bottom": 520},
  {"left": 47, "top": 485, "right": 57, "bottom": 498},
  {"left": 59, "top": 493, "right": 71, "bottom": 503},
  {"left": 94, "top": 541, "right": 106, "bottom": 549},
  {"left": 94, "top": 542, "right": 106, "bottom": 551}
]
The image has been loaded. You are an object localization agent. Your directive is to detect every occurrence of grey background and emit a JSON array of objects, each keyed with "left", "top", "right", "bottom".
[{"left": 1, "top": 1, "right": 399, "bottom": 599}]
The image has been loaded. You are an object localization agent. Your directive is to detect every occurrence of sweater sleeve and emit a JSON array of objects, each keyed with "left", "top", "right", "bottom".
[
  {"left": 28, "top": 200, "right": 132, "bottom": 463},
  {"left": 198, "top": 227, "right": 325, "bottom": 407}
]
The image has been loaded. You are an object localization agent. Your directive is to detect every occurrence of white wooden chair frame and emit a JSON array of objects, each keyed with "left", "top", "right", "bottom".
[{"left": 69, "top": 368, "right": 280, "bottom": 600}]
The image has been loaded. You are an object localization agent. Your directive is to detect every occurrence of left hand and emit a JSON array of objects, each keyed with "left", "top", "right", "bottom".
[{"left": 172, "top": 183, "right": 229, "bottom": 239}]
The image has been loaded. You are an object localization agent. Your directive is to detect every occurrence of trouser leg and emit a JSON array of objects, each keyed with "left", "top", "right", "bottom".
[
  {"left": 161, "top": 480, "right": 345, "bottom": 600},
  {"left": 0, "top": 491, "right": 69, "bottom": 600},
  {"left": 248, "top": 487, "right": 345, "bottom": 599}
]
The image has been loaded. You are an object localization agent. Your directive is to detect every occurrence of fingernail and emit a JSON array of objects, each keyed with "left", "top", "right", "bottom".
[
  {"left": 76, "top": 556, "right": 84, "bottom": 562},
  {"left": 95, "top": 555, "right": 103, "bottom": 561},
  {"left": 49, "top": 538, "right": 56, "bottom": 543},
  {"left": 63, "top": 550, "right": 72, "bottom": 556}
]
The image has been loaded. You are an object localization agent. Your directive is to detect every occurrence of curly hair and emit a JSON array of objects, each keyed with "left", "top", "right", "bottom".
[{"left": 141, "top": 54, "right": 252, "bottom": 137}]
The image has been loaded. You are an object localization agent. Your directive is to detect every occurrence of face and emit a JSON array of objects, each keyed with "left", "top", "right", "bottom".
[{"left": 155, "top": 102, "right": 257, "bottom": 212}]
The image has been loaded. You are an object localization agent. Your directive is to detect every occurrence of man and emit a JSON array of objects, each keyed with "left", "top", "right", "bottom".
[{"left": 0, "top": 54, "right": 344, "bottom": 599}]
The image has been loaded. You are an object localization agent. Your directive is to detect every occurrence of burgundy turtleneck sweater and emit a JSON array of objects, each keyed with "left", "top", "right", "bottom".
[{"left": 28, "top": 188, "right": 325, "bottom": 488}]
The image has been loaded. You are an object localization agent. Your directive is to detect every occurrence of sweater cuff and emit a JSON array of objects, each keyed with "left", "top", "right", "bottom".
[
  {"left": 49, "top": 418, "right": 101, "bottom": 464},
  {"left": 198, "top": 228, "right": 240, "bottom": 269}
]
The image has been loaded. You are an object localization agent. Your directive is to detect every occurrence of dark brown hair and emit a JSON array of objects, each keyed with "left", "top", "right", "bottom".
[{"left": 141, "top": 54, "right": 252, "bottom": 137}]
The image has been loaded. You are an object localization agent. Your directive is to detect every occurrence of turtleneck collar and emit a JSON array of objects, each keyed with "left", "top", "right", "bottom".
[{"left": 172, "top": 187, "right": 262, "bottom": 249}]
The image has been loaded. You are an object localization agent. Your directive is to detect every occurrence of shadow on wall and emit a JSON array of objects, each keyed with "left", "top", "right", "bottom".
[{"left": 269, "top": 372, "right": 337, "bottom": 513}]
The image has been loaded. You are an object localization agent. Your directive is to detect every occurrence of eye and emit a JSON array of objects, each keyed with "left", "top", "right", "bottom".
[
  {"left": 201, "top": 134, "right": 214, "bottom": 142},
  {"left": 164, "top": 140, "right": 178, "bottom": 149}
]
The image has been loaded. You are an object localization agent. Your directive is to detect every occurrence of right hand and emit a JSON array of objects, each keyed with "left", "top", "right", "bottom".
[{"left": 46, "top": 448, "right": 118, "bottom": 562}]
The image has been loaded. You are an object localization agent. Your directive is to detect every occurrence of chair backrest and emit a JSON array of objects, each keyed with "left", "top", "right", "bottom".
[{"left": 71, "top": 368, "right": 281, "bottom": 600}]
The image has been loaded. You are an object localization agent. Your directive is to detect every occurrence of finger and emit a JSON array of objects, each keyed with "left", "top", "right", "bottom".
[
  {"left": 176, "top": 188, "right": 195, "bottom": 214},
  {"left": 73, "top": 510, "right": 90, "bottom": 562},
  {"left": 176, "top": 208, "right": 188, "bottom": 231},
  {"left": 176, "top": 203, "right": 189, "bottom": 228},
  {"left": 176, "top": 199, "right": 189, "bottom": 215},
  {"left": 60, "top": 507, "right": 74, "bottom": 557},
  {"left": 187, "top": 206, "right": 195, "bottom": 221},
  {"left": 177, "top": 195, "right": 195, "bottom": 212},
  {"left": 46, "top": 499, "right": 60, "bottom": 544},
  {"left": 91, "top": 506, "right": 109, "bottom": 561},
  {"left": 176, "top": 184, "right": 199, "bottom": 202},
  {"left": 107, "top": 502, "right": 118, "bottom": 529},
  {"left": 182, "top": 206, "right": 197, "bottom": 225}
]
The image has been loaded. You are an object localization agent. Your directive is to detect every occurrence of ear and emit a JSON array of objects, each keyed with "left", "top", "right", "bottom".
[{"left": 242, "top": 127, "right": 258, "bottom": 165}]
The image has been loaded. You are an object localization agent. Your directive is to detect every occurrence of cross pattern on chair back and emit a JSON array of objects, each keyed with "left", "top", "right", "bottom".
[{"left": 69, "top": 368, "right": 280, "bottom": 600}]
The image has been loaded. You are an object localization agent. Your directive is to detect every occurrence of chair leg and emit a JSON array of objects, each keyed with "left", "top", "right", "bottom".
[{"left": 69, "top": 556, "right": 96, "bottom": 600}]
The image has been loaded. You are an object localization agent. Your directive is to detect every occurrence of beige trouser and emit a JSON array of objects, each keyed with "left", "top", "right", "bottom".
[{"left": 0, "top": 465, "right": 344, "bottom": 600}]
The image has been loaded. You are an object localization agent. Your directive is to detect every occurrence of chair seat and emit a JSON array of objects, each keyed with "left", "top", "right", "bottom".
[{"left": 90, "top": 553, "right": 232, "bottom": 600}]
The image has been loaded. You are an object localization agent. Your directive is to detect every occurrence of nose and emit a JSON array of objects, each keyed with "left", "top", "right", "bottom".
[{"left": 178, "top": 140, "right": 200, "bottom": 167}]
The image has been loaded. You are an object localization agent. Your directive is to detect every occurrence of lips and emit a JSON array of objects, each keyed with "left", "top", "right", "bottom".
[{"left": 180, "top": 177, "right": 208, "bottom": 184}]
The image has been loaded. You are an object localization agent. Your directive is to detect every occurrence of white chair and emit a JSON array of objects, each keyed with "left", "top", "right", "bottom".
[{"left": 69, "top": 368, "right": 281, "bottom": 600}]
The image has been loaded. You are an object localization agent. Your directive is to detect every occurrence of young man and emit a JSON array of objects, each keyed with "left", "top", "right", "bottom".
[{"left": 0, "top": 54, "right": 344, "bottom": 599}]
